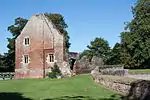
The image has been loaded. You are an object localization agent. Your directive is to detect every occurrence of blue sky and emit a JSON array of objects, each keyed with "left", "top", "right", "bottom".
[{"left": 0, "top": 0, "right": 136, "bottom": 53}]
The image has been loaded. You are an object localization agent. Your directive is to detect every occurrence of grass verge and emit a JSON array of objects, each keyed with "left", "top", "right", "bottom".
[
  {"left": 128, "top": 69, "right": 150, "bottom": 74},
  {"left": 0, "top": 74, "right": 121, "bottom": 100}
]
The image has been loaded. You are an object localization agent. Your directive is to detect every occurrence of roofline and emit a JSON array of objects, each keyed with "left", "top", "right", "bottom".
[{"left": 43, "top": 14, "right": 65, "bottom": 36}]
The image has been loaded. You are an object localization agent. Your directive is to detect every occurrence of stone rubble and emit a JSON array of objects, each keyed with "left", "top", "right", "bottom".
[{"left": 75, "top": 56, "right": 103, "bottom": 74}]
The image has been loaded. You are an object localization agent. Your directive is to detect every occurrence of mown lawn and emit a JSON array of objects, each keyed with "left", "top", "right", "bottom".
[
  {"left": 128, "top": 69, "right": 150, "bottom": 74},
  {"left": 0, "top": 74, "right": 121, "bottom": 100}
]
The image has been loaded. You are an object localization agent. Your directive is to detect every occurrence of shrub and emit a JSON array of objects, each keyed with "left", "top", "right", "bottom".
[{"left": 46, "top": 63, "right": 61, "bottom": 79}]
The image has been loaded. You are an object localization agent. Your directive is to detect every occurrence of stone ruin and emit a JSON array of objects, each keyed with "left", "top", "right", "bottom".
[
  {"left": 60, "top": 55, "right": 128, "bottom": 78},
  {"left": 48, "top": 54, "right": 128, "bottom": 79},
  {"left": 74, "top": 56, "right": 104, "bottom": 74},
  {"left": 74, "top": 55, "right": 128, "bottom": 76},
  {"left": 59, "top": 61, "right": 72, "bottom": 78}
]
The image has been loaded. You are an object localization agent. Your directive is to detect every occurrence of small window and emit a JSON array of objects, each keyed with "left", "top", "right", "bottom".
[
  {"left": 49, "top": 54, "right": 54, "bottom": 62},
  {"left": 24, "top": 55, "right": 29, "bottom": 64},
  {"left": 24, "top": 38, "right": 30, "bottom": 46}
]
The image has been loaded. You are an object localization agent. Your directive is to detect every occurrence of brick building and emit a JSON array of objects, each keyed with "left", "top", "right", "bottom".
[{"left": 15, "top": 14, "right": 66, "bottom": 79}]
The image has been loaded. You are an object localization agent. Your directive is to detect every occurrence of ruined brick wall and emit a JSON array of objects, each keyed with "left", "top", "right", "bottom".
[{"left": 15, "top": 14, "right": 64, "bottom": 79}]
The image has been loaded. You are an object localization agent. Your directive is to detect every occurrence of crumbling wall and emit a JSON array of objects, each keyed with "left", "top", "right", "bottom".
[
  {"left": 74, "top": 56, "right": 125, "bottom": 75},
  {"left": 15, "top": 14, "right": 66, "bottom": 79},
  {"left": 74, "top": 56, "right": 103, "bottom": 74},
  {"left": 91, "top": 72, "right": 150, "bottom": 100}
]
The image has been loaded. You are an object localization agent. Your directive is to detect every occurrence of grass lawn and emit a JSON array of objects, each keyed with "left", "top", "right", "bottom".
[
  {"left": 128, "top": 69, "right": 150, "bottom": 74},
  {"left": 0, "top": 74, "right": 121, "bottom": 100}
]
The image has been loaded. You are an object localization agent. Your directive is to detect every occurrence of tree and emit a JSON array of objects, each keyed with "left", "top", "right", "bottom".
[
  {"left": 0, "top": 54, "right": 5, "bottom": 68},
  {"left": 0, "top": 54, "right": 7, "bottom": 72},
  {"left": 80, "top": 50, "right": 93, "bottom": 60},
  {"left": 46, "top": 63, "right": 61, "bottom": 79},
  {"left": 120, "top": 0, "right": 150, "bottom": 68},
  {"left": 80, "top": 37, "right": 111, "bottom": 64},
  {"left": 107, "top": 43, "right": 122, "bottom": 65},
  {"left": 0, "top": 53, "right": 14, "bottom": 72}
]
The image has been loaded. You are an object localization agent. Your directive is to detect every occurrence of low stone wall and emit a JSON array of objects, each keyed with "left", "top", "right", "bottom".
[
  {"left": 91, "top": 73, "right": 150, "bottom": 100},
  {"left": 100, "top": 68, "right": 128, "bottom": 76},
  {"left": 92, "top": 73, "right": 132, "bottom": 95},
  {"left": 91, "top": 66, "right": 128, "bottom": 76}
]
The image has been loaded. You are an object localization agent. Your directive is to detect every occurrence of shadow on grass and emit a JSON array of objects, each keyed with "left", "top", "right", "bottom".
[
  {"left": 0, "top": 92, "right": 32, "bottom": 100},
  {"left": 45, "top": 94, "right": 123, "bottom": 100},
  {"left": 123, "top": 80, "right": 150, "bottom": 100},
  {"left": 0, "top": 92, "right": 123, "bottom": 100}
]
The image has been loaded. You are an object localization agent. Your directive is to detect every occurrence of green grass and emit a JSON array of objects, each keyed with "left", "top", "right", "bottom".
[
  {"left": 0, "top": 74, "right": 121, "bottom": 100},
  {"left": 128, "top": 69, "right": 150, "bottom": 74}
]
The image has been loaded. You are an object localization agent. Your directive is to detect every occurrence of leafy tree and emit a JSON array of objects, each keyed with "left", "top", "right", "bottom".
[
  {"left": 0, "top": 53, "right": 14, "bottom": 72},
  {"left": 8, "top": 18, "right": 28, "bottom": 39},
  {"left": 120, "top": 0, "right": 150, "bottom": 68},
  {"left": 0, "top": 54, "right": 7, "bottom": 72},
  {"left": 0, "top": 54, "right": 5, "bottom": 68},
  {"left": 80, "top": 37, "right": 111, "bottom": 64},
  {"left": 107, "top": 43, "right": 122, "bottom": 65},
  {"left": 80, "top": 50, "right": 93, "bottom": 60}
]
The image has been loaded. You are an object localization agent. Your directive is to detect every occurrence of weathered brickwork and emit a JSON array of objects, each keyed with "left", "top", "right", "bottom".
[{"left": 15, "top": 14, "right": 65, "bottom": 79}]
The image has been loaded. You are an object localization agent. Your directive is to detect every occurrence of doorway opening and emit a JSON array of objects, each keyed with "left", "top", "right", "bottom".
[{"left": 69, "top": 58, "right": 76, "bottom": 70}]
